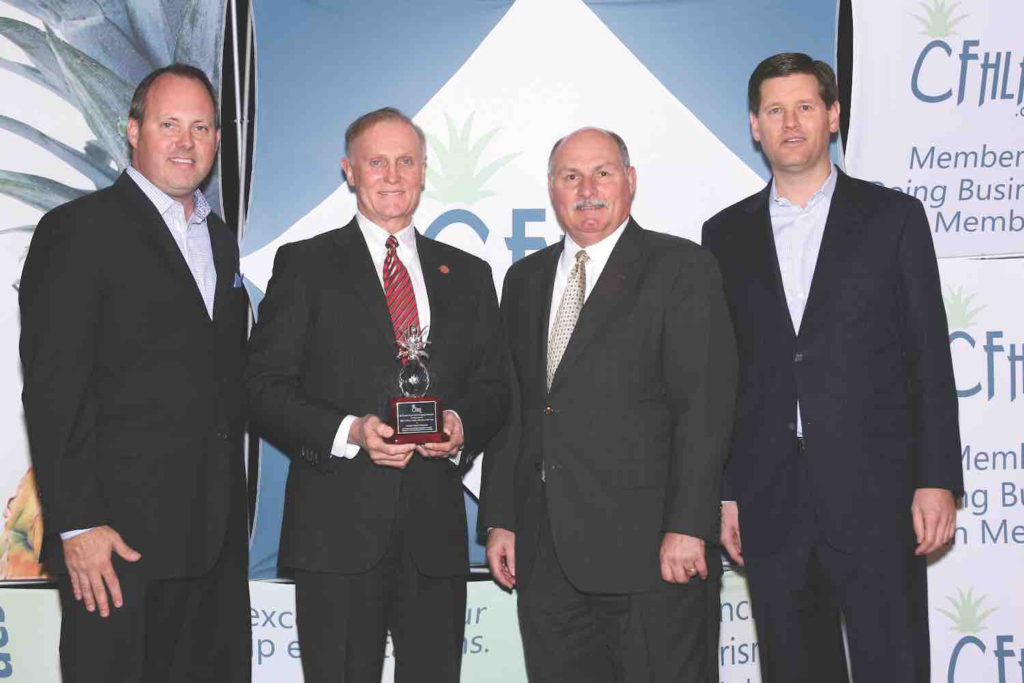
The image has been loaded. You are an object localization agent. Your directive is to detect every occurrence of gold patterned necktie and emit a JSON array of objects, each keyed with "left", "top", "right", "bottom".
[{"left": 546, "top": 250, "right": 589, "bottom": 391}]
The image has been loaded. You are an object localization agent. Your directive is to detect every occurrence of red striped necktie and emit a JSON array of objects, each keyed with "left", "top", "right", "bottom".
[{"left": 383, "top": 235, "right": 420, "bottom": 340}]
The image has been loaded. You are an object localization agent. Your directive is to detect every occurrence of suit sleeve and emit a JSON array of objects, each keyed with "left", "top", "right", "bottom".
[
  {"left": 897, "top": 199, "right": 964, "bottom": 495},
  {"left": 444, "top": 261, "right": 510, "bottom": 467},
  {"left": 19, "top": 208, "right": 106, "bottom": 533},
  {"left": 245, "top": 245, "right": 345, "bottom": 471},
  {"left": 478, "top": 270, "right": 522, "bottom": 532},
  {"left": 661, "top": 248, "right": 738, "bottom": 541}
]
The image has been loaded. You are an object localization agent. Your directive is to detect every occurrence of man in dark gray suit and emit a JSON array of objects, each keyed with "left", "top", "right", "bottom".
[{"left": 482, "top": 127, "right": 737, "bottom": 682}]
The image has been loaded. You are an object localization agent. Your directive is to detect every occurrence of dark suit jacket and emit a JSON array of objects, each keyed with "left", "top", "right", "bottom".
[
  {"left": 701, "top": 170, "right": 964, "bottom": 556},
  {"left": 20, "top": 172, "right": 248, "bottom": 579},
  {"left": 480, "top": 219, "right": 738, "bottom": 594},
  {"left": 245, "top": 218, "right": 509, "bottom": 577}
]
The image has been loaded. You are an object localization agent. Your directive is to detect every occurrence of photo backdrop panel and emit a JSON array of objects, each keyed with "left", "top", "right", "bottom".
[
  {"left": 249, "top": 579, "right": 527, "bottom": 683},
  {"left": 930, "top": 257, "right": 1024, "bottom": 681},
  {"left": 244, "top": 0, "right": 836, "bottom": 589},
  {"left": 845, "top": 0, "right": 1024, "bottom": 257}
]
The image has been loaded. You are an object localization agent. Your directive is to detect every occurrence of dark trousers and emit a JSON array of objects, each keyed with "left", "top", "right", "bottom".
[
  {"left": 517, "top": 494, "right": 720, "bottom": 683},
  {"left": 293, "top": 514, "right": 466, "bottom": 683},
  {"left": 57, "top": 480, "right": 251, "bottom": 683},
  {"left": 744, "top": 440, "right": 929, "bottom": 683}
]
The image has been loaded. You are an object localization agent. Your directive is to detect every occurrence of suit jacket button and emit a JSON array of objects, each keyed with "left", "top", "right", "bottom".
[
  {"left": 787, "top": 422, "right": 796, "bottom": 431},
  {"left": 534, "top": 462, "right": 542, "bottom": 472},
  {"left": 794, "top": 351, "right": 804, "bottom": 363},
  {"left": 544, "top": 406, "right": 553, "bottom": 416}
]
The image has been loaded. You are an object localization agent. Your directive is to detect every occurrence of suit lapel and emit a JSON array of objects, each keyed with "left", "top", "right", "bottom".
[
  {"left": 115, "top": 173, "right": 214, "bottom": 324},
  {"left": 548, "top": 220, "right": 644, "bottom": 393},
  {"left": 744, "top": 184, "right": 798, "bottom": 341},
  {"left": 799, "top": 171, "right": 866, "bottom": 335},
  {"left": 208, "top": 214, "right": 235, "bottom": 322},
  {"left": 332, "top": 219, "right": 396, "bottom": 351}
]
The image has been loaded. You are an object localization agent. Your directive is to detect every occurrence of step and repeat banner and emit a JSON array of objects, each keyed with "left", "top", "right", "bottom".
[
  {"left": 845, "top": 1, "right": 1023, "bottom": 678},
  {"left": 845, "top": 0, "right": 1024, "bottom": 259}
]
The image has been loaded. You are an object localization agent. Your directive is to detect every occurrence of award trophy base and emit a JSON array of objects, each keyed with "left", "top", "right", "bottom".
[{"left": 385, "top": 395, "right": 449, "bottom": 444}]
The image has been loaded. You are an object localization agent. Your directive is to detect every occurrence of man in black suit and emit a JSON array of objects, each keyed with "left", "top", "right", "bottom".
[
  {"left": 701, "top": 53, "right": 963, "bottom": 682},
  {"left": 20, "top": 65, "right": 250, "bottom": 683},
  {"left": 482, "top": 128, "right": 737, "bottom": 682},
  {"left": 245, "top": 107, "right": 509, "bottom": 682}
]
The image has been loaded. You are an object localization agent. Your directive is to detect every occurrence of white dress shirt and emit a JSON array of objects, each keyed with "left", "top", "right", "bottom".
[
  {"left": 769, "top": 165, "right": 838, "bottom": 437},
  {"left": 547, "top": 218, "right": 629, "bottom": 337},
  {"left": 331, "top": 213, "right": 461, "bottom": 461}
]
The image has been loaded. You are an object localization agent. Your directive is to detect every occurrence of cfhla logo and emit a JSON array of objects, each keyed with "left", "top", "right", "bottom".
[
  {"left": 940, "top": 587, "right": 1022, "bottom": 682},
  {"left": 0, "top": 605, "right": 10, "bottom": 677},
  {"left": 909, "top": 2, "right": 1024, "bottom": 109},
  {"left": 422, "top": 113, "right": 546, "bottom": 262},
  {"left": 945, "top": 287, "right": 1023, "bottom": 401}
]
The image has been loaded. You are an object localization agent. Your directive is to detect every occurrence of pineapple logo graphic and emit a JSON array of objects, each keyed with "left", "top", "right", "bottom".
[
  {"left": 936, "top": 587, "right": 997, "bottom": 634},
  {"left": 425, "top": 113, "right": 519, "bottom": 206},
  {"left": 912, "top": 0, "right": 969, "bottom": 38},
  {"left": 943, "top": 286, "right": 984, "bottom": 330}
]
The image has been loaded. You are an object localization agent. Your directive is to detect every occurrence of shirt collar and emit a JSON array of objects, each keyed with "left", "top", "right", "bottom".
[
  {"left": 356, "top": 211, "right": 418, "bottom": 256},
  {"left": 562, "top": 216, "right": 629, "bottom": 266},
  {"left": 770, "top": 164, "right": 838, "bottom": 210},
  {"left": 126, "top": 166, "right": 210, "bottom": 224}
]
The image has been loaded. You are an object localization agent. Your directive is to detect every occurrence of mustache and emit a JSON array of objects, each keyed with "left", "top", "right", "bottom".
[{"left": 573, "top": 199, "right": 608, "bottom": 210}]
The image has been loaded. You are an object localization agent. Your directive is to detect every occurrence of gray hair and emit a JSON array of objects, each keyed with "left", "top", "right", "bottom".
[
  {"left": 547, "top": 127, "right": 631, "bottom": 175},
  {"left": 345, "top": 107, "right": 426, "bottom": 157}
]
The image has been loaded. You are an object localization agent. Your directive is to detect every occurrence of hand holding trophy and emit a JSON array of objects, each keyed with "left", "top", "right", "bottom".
[{"left": 386, "top": 325, "right": 449, "bottom": 444}]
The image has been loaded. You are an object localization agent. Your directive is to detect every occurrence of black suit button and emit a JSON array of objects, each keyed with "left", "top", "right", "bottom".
[
  {"left": 794, "top": 352, "right": 804, "bottom": 363},
  {"left": 216, "top": 431, "right": 228, "bottom": 440},
  {"left": 544, "top": 406, "right": 553, "bottom": 416},
  {"left": 787, "top": 422, "right": 796, "bottom": 431},
  {"left": 534, "top": 462, "right": 542, "bottom": 472}
]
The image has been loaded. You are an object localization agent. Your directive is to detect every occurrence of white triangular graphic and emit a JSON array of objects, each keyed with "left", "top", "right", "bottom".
[{"left": 241, "top": 0, "right": 764, "bottom": 295}]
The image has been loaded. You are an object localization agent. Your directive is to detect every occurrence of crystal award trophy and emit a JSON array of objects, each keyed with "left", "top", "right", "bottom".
[{"left": 386, "top": 325, "right": 448, "bottom": 444}]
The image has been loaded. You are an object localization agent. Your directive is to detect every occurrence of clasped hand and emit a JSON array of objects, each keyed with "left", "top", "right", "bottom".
[{"left": 350, "top": 411, "right": 464, "bottom": 469}]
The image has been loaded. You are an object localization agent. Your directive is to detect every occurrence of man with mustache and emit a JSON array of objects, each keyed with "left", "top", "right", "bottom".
[
  {"left": 20, "top": 64, "right": 250, "bottom": 682},
  {"left": 702, "top": 53, "right": 962, "bottom": 682},
  {"left": 482, "top": 127, "right": 737, "bottom": 681}
]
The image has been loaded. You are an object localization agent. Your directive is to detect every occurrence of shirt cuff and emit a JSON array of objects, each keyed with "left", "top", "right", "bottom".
[
  {"left": 446, "top": 410, "right": 463, "bottom": 466},
  {"left": 332, "top": 415, "right": 362, "bottom": 459},
  {"left": 60, "top": 528, "right": 94, "bottom": 541}
]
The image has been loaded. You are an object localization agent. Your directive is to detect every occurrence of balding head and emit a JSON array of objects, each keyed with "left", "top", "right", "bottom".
[{"left": 547, "top": 127, "right": 636, "bottom": 248}]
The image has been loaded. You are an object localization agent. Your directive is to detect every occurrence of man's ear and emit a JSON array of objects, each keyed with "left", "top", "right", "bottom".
[
  {"left": 341, "top": 157, "right": 354, "bottom": 188},
  {"left": 127, "top": 117, "right": 140, "bottom": 151},
  {"left": 828, "top": 101, "right": 840, "bottom": 134}
]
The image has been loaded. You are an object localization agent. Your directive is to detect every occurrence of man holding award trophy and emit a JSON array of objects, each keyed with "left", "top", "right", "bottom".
[{"left": 245, "top": 107, "right": 509, "bottom": 682}]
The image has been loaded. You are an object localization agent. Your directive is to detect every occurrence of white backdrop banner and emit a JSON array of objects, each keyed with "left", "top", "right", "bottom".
[
  {"left": 845, "top": 0, "right": 1024, "bottom": 257},
  {"left": 931, "top": 257, "right": 1024, "bottom": 681},
  {"left": 249, "top": 580, "right": 527, "bottom": 683}
]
